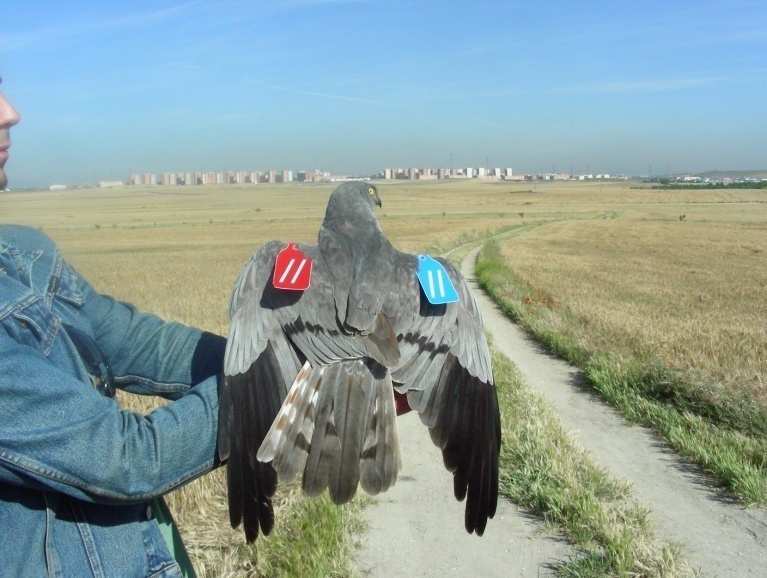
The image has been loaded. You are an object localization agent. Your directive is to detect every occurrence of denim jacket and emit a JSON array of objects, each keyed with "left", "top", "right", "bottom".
[{"left": 0, "top": 225, "right": 225, "bottom": 578}]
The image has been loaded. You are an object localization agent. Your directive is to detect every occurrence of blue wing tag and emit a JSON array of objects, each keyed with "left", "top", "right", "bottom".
[{"left": 416, "top": 255, "right": 459, "bottom": 305}]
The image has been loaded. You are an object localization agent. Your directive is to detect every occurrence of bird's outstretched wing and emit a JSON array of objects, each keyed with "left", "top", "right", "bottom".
[
  {"left": 389, "top": 254, "right": 500, "bottom": 536},
  {"left": 220, "top": 240, "right": 398, "bottom": 542},
  {"left": 219, "top": 241, "right": 301, "bottom": 542}
]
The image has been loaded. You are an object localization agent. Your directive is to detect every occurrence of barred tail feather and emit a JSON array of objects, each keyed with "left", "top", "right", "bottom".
[
  {"left": 262, "top": 359, "right": 401, "bottom": 504},
  {"left": 360, "top": 370, "right": 401, "bottom": 495},
  {"left": 257, "top": 361, "right": 322, "bottom": 483}
]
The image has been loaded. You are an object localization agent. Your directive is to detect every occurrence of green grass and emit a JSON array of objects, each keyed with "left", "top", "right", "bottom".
[
  {"left": 257, "top": 490, "right": 365, "bottom": 578},
  {"left": 493, "top": 352, "right": 688, "bottom": 577},
  {"left": 478, "top": 241, "right": 767, "bottom": 505}
]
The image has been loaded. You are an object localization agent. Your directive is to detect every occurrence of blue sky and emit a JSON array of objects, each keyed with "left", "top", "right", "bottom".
[{"left": 2, "top": 0, "right": 766, "bottom": 186}]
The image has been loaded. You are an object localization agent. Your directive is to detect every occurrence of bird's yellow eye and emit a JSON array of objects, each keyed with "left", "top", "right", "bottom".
[{"left": 368, "top": 186, "right": 376, "bottom": 196}]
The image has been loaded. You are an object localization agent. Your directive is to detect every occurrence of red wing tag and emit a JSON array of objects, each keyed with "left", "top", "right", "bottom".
[{"left": 273, "top": 243, "right": 313, "bottom": 291}]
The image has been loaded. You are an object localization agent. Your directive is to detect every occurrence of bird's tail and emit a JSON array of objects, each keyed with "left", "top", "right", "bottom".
[{"left": 257, "top": 359, "right": 401, "bottom": 504}]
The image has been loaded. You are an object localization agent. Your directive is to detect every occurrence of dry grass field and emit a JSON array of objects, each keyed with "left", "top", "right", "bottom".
[
  {"left": 473, "top": 181, "right": 767, "bottom": 503},
  {"left": 4, "top": 178, "right": 760, "bottom": 575},
  {"left": 0, "top": 180, "right": 529, "bottom": 577},
  {"left": 495, "top": 196, "right": 767, "bottom": 403}
]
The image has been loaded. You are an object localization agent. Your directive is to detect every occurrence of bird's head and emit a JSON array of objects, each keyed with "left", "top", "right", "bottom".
[
  {"left": 330, "top": 181, "right": 382, "bottom": 211},
  {"left": 323, "top": 181, "right": 384, "bottom": 236},
  {"left": 366, "top": 183, "right": 383, "bottom": 209}
]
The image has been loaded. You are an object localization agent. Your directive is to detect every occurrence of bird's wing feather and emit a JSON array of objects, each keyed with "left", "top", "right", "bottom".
[
  {"left": 221, "top": 240, "right": 398, "bottom": 541},
  {"left": 389, "top": 253, "right": 500, "bottom": 536},
  {"left": 220, "top": 242, "right": 303, "bottom": 541}
]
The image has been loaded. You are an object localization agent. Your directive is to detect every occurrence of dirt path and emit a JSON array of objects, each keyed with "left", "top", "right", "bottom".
[
  {"left": 461, "top": 247, "right": 767, "bottom": 578},
  {"left": 353, "top": 411, "right": 571, "bottom": 577}
]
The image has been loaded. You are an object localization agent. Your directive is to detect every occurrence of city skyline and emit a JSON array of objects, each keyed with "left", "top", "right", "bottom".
[
  {"left": 38, "top": 162, "right": 764, "bottom": 192},
  {"left": 50, "top": 164, "right": 710, "bottom": 191},
  {"left": 3, "top": 1, "right": 766, "bottom": 188}
]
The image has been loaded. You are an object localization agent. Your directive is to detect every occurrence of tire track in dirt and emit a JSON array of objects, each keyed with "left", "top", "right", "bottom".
[{"left": 463, "top": 247, "right": 767, "bottom": 578}]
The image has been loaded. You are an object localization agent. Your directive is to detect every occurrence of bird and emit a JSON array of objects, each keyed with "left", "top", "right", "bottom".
[{"left": 218, "top": 181, "right": 501, "bottom": 543}]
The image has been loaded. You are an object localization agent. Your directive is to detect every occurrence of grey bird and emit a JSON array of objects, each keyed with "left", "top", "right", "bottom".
[{"left": 218, "top": 182, "right": 500, "bottom": 543}]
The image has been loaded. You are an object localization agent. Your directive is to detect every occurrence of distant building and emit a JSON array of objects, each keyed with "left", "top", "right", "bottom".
[
  {"left": 98, "top": 180, "right": 124, "bottom": 188},
  {"left": 161, "top": 173, "right": 177, "bottom": 186},
  {"left": 123, "top": 163, "right": 527, "bottom": 189},
  {"left": 49, "top": 184, "right": 67, "bottom": 191}
]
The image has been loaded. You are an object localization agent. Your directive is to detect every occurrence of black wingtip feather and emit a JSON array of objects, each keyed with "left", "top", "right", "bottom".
[
  {"left": 433, "top": 355, "right": 501, "bottom": 536},
  {"left": 219, "top": 343, "right": 287, "bottom": 543}
]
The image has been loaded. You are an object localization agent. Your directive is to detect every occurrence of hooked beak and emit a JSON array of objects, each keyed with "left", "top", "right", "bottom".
[{"left": 374, "top": 192, "right": 382, "bottom": 208}]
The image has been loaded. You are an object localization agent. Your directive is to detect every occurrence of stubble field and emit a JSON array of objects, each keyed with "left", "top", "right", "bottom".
[
  {"left": 493, "top": 190, "right": 767, "bottom": 400},
  {"left": 472, "top": 182, "right": 767, "bottom": 503},
  {"left": 4, "top": 178, "right": 764, "bottom": 575},
  {"left": 1, "top": 180, "right": 528, "bottom": 577}
]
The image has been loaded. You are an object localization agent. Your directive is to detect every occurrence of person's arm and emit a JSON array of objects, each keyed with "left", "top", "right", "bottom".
[
  {"left": 0, "top": 327, "right": 219, "bottom": 504},
  {"left": 76, "top": 268, "right": 226, "bottom": 399}
]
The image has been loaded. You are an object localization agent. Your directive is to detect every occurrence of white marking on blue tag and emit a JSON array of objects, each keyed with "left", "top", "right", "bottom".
[{"left": 417, "top": 255, "right": 459, "bottom": 305}]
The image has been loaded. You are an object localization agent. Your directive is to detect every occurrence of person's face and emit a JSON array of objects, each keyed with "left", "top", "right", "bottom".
[{"left": 0, "top": 83, "right": 21, "bottom": 190}]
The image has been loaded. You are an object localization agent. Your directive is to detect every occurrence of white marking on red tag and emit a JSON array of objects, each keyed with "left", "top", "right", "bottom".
[{"left": 273, "top": 243, "right": 313, "bottom": 291}]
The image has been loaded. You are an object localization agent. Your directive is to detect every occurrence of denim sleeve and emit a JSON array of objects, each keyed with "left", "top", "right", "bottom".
[
  {"left": 0, "top": 330, "right": 220, "bottom": 504},
  {"left": 77, "top": 273, "right": 226, "bottom": 399}
]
